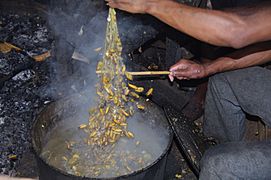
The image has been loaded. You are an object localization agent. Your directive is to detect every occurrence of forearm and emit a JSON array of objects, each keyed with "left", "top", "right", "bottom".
[
  {"left": 206, "top": 47, "right": 271, "bottom": 75},
  {"left": 146, "top": 1, "right": 271, "bottom": 48}
]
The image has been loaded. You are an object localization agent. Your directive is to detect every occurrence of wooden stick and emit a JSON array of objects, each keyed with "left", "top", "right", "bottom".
[
  {"left": 96, "top": 70, "right": 170, "bottom": 76},
  {"left": 127, "top": 71, "right": 170, "bottom": 76}
]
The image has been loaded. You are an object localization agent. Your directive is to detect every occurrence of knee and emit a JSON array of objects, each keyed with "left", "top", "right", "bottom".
[
  {"left": 200, "top": 143, "right": 244, "bottom": 179},
  {"left": 199, "top": 146, "right": 231, "bottom": 179},
  {"left": 200, "top": 148, "right": 222, "bottom": 176}
]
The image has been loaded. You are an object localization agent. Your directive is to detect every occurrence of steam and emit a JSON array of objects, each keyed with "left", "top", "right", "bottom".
[
  {"left": 44, "top": 1, "right": 108, "bottom": 99},
  {"left": 45, "top": 0, "right": 158, "bottom": 97}
]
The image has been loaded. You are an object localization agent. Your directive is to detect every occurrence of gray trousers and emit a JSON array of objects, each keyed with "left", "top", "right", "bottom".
[{"left": 199, "top": 67, "right": 271, "bottom": 180}]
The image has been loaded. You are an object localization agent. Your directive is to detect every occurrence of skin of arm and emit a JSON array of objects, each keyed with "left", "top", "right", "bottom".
[
  {"left": 106, "top": 0, "right": 271, "bottom": 49},
  {"left": 206, "top": 48, "right": 271, "bottom": 75},
  {"left": 107, "top": 0, "right": 271, "bottom": 80},
  {"left": 169, "top": 41, "right": 271, "bottom": 81}
]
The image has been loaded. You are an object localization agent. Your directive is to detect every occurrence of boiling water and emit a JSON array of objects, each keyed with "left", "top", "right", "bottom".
[{"left": 40, "top": 92, "right": 170, "bottom": 178}]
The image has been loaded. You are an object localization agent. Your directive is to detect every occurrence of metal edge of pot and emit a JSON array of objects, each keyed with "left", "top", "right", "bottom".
[{"left": 31, "top": 97, "right": 174, "bottom": 180}]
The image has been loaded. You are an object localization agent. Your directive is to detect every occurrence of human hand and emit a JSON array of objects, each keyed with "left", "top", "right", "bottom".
[
  {"left": 105, "top": 0, "right": 150, "bottom": 14},
  {"left": 169, "top": 59, "right": 208, "bottom": 81}
]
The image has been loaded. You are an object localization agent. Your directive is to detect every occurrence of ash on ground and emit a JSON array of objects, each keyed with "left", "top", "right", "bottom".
[{"left": 0, "top": 11, "right": 53, "bottom": 176}]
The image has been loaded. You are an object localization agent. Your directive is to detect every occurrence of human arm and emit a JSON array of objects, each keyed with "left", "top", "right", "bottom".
[
  {"left": 169, "top": 41, "right": 271, "bottom": 80},
  {"left": 106, "top": 0, "right": 271, "bottom": 48}
]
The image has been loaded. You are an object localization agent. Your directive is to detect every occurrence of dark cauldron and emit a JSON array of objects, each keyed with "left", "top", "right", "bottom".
[{"left": 32, "top": 92, "right": 173, "bottom": 180}]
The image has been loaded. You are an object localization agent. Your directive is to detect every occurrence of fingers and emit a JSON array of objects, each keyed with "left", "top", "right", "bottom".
[
  {"left": 174, "top": 68, "right": 203, "bottom": 79},
  {"left": 173, "top": 71, "right": 191, "bottom": 79},
  {"left": 105, "top": 0, "right": 129, "bottom": 2},
  {"left": 105, "top": 0, "right": 122, "bottom": 8},
  {"left": 168, "top": 73, "right": 174, "bottom": 82},
  {"left": 169, "top": 60, "right": 187, "bottom": 81},
  {"left": 105, "top": 0, "right": 116, "bottom": 8},
  {"left": 169, "top": 60, "right": 189, "bottom": 72},
  {"left": 169, "top": 64, "right": 204, "bottom": 81},
  {"left": 168, "top": 71, "right": 188, "bottom": 82},
  {"left": 105, "top": 0, "right": 132, "bottom": 11}
]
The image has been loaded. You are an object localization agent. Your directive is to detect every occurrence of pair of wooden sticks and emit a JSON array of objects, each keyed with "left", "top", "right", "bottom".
[
  {"left": 96, "top": 70, "right": 170, "bottom": 76},
  {"left": 126, "top": 71, "right": 170, "bottom": 76}
]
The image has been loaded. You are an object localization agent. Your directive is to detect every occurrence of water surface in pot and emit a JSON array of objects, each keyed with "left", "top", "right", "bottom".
[{"left": 40, "top": 91, "right": 171, "bottom": 178}]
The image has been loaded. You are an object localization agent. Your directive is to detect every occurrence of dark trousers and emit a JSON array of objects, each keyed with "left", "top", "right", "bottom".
[{"left": 200, "top": 67, "right": 271, "bottom": 179}]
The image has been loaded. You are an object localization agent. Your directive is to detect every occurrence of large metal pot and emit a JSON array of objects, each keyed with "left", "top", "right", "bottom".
[{"left": 32, "top": 91, "right": 173, "bottom": 180}]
